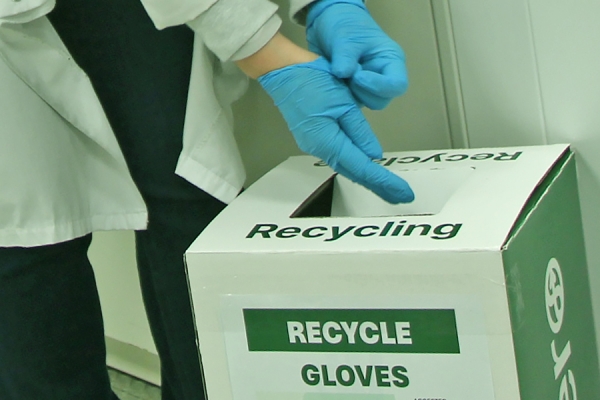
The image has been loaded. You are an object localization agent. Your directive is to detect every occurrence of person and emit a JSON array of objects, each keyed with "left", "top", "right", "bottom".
[{"left": 0, "top": 0, "right": 412, "bottom": 399}]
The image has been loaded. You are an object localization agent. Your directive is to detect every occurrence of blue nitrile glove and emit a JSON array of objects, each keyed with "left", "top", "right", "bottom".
[
  {"left": 258, "top": 57, "right": 414, "bottom": 204},
  {"left": 306, "top": 0, "right": 408, "bottom": 110}
]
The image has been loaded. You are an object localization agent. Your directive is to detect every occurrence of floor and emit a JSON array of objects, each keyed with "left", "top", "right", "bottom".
[{"left": 109, "top": 368, "right": 161, "bottom": 400}]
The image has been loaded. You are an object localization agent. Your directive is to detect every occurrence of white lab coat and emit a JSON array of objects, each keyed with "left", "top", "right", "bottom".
[{"left": 0, "top": 0, "right": 312, "bottom": 247}]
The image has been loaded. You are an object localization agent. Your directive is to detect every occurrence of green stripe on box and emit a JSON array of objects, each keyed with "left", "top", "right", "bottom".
[{"left": 243, "top": 309, "right": 459, "bottom": 354}]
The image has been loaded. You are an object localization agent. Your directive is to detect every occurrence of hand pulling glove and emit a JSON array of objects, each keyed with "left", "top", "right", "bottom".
[
  {"left": 258, "top": 57, "right": 414, "bottom": 204},
  {"left": 306, "top": 0, "right": 408, "bottom": 110}
]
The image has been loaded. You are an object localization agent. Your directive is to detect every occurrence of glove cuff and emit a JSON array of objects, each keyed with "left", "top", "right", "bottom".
[{"left": 306, "top": 0, "right": 367, "bottom": 29}]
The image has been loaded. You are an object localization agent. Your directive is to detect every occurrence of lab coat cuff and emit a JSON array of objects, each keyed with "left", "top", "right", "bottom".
[
  {"left": 229, "top": 15, "right": 281, "bottom": 62},
  {"left": 187, "top": 0, "right": 281, "bottom": 62},
  {"left": 0, "top": 0, "right": 55, "bottom": 24},
  {"left": 290, "top": 0, "right": 366, "bottom": 26}
]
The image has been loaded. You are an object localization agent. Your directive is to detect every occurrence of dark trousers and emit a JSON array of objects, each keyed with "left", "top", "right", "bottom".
[
  {"left": 0, "top": 235, "right": 118, "bottom": 400},
  {"left": 0, "top": 0, "right": 226, "bottom": 399}
]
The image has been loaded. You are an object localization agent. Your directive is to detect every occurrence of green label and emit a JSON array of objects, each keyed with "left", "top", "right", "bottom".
[{"left": 243, "top": 309, "right": 459, "bottom": 354}]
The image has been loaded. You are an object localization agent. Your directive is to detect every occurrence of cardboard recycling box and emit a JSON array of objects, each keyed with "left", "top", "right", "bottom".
[{"left": 185, "top": 144, "right": 600, "bottom": 400}]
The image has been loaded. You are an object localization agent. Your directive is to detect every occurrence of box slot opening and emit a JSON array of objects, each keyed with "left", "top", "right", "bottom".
[{"left": 291, "top": 167, "right": 475, "bottom": 218}]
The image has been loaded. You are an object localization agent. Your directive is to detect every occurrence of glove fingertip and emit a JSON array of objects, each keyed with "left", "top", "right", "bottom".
[
  {"left": 386, "top": 178, "right": 415, "bottom": 204},
  {"left": 354, "top": 70, "right": 409, "bottom": 98},
  {"left": 398, "top": 186, "right": 416, "bottom": 203},
  {"left": 359, "top": 164, "right": 415, "bottom": 204},
  {"left": 331, "top": 59, "right": 359, "bottom": 79}
]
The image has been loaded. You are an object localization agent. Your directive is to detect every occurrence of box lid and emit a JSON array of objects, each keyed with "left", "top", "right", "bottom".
[{"left": 187, "top": 144, "right": 570, "bottom": 254}]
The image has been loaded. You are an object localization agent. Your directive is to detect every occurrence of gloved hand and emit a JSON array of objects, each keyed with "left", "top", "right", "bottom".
[
  {"left": 306, "top": 0, "right": 408, "bottom": 110},
  {"left": 258, "top": 57, "right": 414, "bottom": 204}
]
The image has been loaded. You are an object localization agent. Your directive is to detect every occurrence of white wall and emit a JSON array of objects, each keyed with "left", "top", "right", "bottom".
[
  {"left": 90, "top": 0, "right": 452, "bottom": 382},
  {"left": 444, "top": 0, "right": 600, "bottom": 353},
  {"left": 88, "top": 230, "right": 160, "bottom": 384}
]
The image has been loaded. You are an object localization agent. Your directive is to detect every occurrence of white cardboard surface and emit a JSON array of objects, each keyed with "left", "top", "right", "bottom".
[
  {"left": 188, "top": 144, "right": 569, "bottom": 254},
  {"left": 331, "top": 167, "right": 475, "bottom": 217},
  {"left": 185, "top": 248, "right": 520, "bottom": 400},
  {"left": 184, "top": 144, "right": 573, "bottom": 400}
]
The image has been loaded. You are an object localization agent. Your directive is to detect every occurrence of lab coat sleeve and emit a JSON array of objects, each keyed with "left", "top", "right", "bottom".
[
  {"left": 186, "top": 0, "right": 282, "bottom": 61},
  {"left": 139, "top": 0, "right": 317, "bottom": 62},
  {"left": 0, "top": 0, "right": 55, "bottom": 24},
  {"left": 138, "top": 0, "right": 280, "bottom": 62},
  {"left": 289, "top": 0, "right": 368, "bottom": 24}
]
